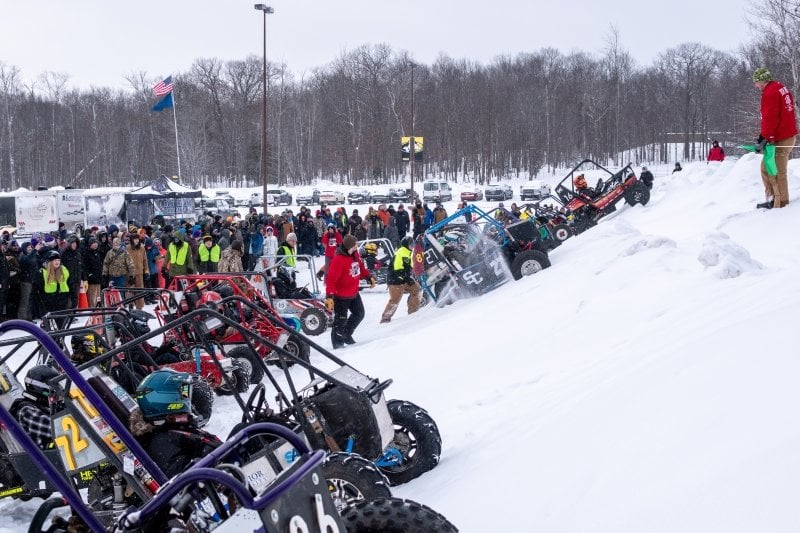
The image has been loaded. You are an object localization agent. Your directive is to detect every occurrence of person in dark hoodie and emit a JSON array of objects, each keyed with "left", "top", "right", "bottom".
[
  {"left": 82, "top": 237, "right": 104, "bottom": 307},
  {"left": 18, "top": 242, "right": 37, "bottom": 320},
  {"left": 383, "top": 215, "right": 400, "bottom": 249},
  {"left": 97, "top": 230, "right": 111, "bottom": 260},
  {"left": 324, "top": 235, "right": 375, "bottom": 349},
  {"left": 60, "top": 235, "right": 83, "bottom": 308}
]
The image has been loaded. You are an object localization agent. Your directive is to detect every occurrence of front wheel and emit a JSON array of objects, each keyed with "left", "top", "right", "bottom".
[
  {"left": 551, "top": 224, "right": 572, "bottom": 243},
  {"left": 217, "top": 358, "right": 252, "bottom": 395},
  {"left": 624, "top": 182, "right": 650, "bottom": 206},
  {"left": 300, "top": 307, "right": 328, "bottom": 336},
  {"left": 226, "top": 345, "right": 264, "bottom": 384},
  {"left": 28, "top": 497, "right": 70, "bottom": 533},
  {"left": 322, "top": 453, "right": 392, "bottom": 512},
  {"left": 510, "top": 249, "right": 551, "bottom": 280},
  {"left": 269, "top": 337, "right": 311, "bottom": 367},
  {"left": 191, "top": 379, "right": 214, "bottom": 427},
  {"left": 379, "top": 400, "right": 441, "bottom": 486},
  {"left": 340, "top": 497, "right": 458, "bottom": 533}
]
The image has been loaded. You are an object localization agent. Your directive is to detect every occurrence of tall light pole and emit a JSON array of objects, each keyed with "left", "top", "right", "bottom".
[
  {"left": 409, "top": 62, "right": 416, "bottom": 198},
  {"left": 254, "top": 4, "right": 274, "bottom": 215}
]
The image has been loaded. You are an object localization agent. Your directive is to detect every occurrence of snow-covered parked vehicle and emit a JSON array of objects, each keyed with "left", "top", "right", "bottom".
[{"left": 520, "top": 179, "right": 551, "bottom": 201}]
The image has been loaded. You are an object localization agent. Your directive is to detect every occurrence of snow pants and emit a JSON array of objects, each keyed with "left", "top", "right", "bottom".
[
  {"left": 381, "top": 282, "right": 422, "bottom": 322},
  {"left": 762, "top": 134, "right": 796, "bottom": 208}
]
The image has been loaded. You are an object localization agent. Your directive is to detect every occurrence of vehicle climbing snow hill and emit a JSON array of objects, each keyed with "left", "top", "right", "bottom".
[{"left": 1, "top": 155, "right": 800, "bottom": 532}]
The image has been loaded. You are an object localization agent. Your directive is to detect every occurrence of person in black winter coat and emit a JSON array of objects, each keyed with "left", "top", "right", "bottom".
[
  {"left": 296, "top": 214, "right": 318, "bottom": 257},
  {"left": 18, "top": 242, "right": 37, "bottom": 320},
  {"left": 640, "top": 166, "right": 654, "bottom": 190},
  {"left": 97, "top": 230, "right": 111, "bottom": 259},
  {"left": 82, "top": 237, "right": 104, "bottom": 307},
  {"left": 60, "top": 235, "right": 83, "bottom": 308},
  {"left": 394, "top": 204, "right": 410, "bottom": 237},
  {"left": 0, "top": 242, "right": 10, "bottom": 320}
]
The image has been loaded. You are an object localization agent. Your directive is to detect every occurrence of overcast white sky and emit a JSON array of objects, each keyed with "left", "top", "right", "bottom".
[{"left": 0, "top": 0, "right": 751, "bottom": 91}]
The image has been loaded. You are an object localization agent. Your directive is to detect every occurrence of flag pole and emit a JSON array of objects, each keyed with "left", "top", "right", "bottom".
[{"left": 171, "top": 92, "right": 182, "bottom": 178}]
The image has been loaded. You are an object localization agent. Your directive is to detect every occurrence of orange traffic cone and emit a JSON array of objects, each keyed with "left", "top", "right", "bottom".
[{"left": 78, "top": 283, "right": 89, "bottom": 309}]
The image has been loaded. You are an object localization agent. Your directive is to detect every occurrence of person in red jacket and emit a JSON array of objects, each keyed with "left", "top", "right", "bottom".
[
  {"left": 325, "top": 234, "right": 375, "bottom": 349},
  {"left": 753, "top": 67, "right": 798, "bottom": 209},
  {"left": 707, "top": 140, "right": 725, "bottom": 162},
  {"left": 316, "top": 223, "right": 342, "bottom": 280}
]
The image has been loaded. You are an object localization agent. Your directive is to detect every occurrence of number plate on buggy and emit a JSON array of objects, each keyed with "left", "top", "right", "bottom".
[{"left": 258, "top": 457, "right": 345, "bottom": 532}]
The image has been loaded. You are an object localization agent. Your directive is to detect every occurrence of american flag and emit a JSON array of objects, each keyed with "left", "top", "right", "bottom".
[{"left": 152, "top": 76, "right": 174, "bottom": 96}]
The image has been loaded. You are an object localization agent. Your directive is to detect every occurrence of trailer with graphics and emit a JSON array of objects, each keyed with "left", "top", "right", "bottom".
[
  {"left": 83, "top": 188, "right": 129, "bottom": 229},
  {"left": 56, "top": 189, "right": 85, "bottom": 234},
  {"left": 15, "top": 190, "right": 58, "bottom": 237}
]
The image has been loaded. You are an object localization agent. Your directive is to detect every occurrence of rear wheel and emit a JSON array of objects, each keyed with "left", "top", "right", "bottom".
[
  {"left": 28, "top": 497, "right": 71, "bottom": 533},
  {"left": 270, "top": 337, "right": 311, "bottom": 367},
  {"left": 340, "top": 497, "right": 458, "bottom": 533},
  {"left": 226, "top": 345, "right": 264, "bottom": 384},
  {"left": 624, "top": 182, "right": 650, "bottom": 206},
  {"left": 379, "top": 400, "right": 441, "bottom": 486},
  {"left": 217, "top": 358, "right": 252, "bottom": 395},
  {"left": 551, "top": 224, "right": 572, "bottom": 243},
  {"left": 191, "top": 379, "right": 214, "bottom": 427},
  {"left": 300, "top": 307, "right": 328, "bottom": 336},
  {"left": 322, "top": 453, "right": 392, "bottom": 512},
  {"left": 510, "top": 249, "right": 551, "bottom": 280}
]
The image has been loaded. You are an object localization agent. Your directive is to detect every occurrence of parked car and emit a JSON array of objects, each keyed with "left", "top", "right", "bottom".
[
  {"left": 460, "top": 186, "right": 483, "bottom": 202},
  {"left": 347, "top": 188, "right": 372, "bottom": 204},
  {"left": 267, "top": 189, "right": 292, "bottom": 206},
  {"left": 422, "top": 181, "right": 453, "bottom": 202},
  {"left": 318, "top": 190, "right": 345, "bottom": 204},
  {"left": 370, "top": 189, "right": 393, "bottom": 203},
  {"left": 520, "top": 180, "right": 551, "bottom": 201},
  {"left": 485, "top": 183, "right": 513, "bottom": 201},
  {"left": 248, "top": 192, "right": 263, "bottom": 207},
  {"left": 296, "top": 189, "right": 320, "bottom": 206},
  {"left": 390, "top": 188, "right": 419, "bottom": 204},
  {"left": 196, "top": 198, "right": 238, "bottom": 219}
]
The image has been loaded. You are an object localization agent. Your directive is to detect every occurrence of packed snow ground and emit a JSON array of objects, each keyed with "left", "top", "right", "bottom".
[{"left": 2, "top": 154, "right": 800, "bottom": 531}]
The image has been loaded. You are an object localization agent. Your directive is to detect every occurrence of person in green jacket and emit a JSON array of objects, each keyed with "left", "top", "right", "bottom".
[
  {"left": 380, "top": 236, "right": 421, "bottom": 323},
  {"left": 197, "top": 235, "right": 221, "bottom": 273},
  {"left": 163, "top": 230, "right": 195, "bottom": 281}
]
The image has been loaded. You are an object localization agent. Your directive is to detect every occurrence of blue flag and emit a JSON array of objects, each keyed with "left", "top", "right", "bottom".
[{"left": 151, "top": 93, "right": 174, "bottom": 112}]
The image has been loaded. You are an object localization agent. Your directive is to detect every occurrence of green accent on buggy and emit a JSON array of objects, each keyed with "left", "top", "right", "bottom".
[{"left": 740, "top": 143, "right": 777, "bottom": 176}]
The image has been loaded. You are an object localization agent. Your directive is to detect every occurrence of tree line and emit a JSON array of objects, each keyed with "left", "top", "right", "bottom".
[{"left": 0, "top": 2, "right": 798, "bottom": 191}]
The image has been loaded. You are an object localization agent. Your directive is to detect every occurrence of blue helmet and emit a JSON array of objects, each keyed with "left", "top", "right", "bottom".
[{"left": 135, "top": 369, "right": 194, "bottom": 423}]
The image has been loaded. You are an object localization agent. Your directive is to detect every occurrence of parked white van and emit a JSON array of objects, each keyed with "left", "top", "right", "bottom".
[{"left": 422, "top": 181, "right": 453, "bottom": 202}]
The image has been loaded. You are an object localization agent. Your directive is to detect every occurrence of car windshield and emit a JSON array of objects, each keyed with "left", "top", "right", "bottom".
[{"left": 423, "top": 183, "right": 439, "bottom": 191}]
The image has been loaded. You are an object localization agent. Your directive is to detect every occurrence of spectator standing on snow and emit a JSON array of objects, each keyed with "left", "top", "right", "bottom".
[
  {"left": 707, "top": 140, "right": 725, "bottom": 162},
  {"left": 672, "top": 162, "right": 683, "bottom": 174},
  {"left": 752, "top": 67, "right": 798, "bottom": 209},
  {"left": 395, "top": 204, "right": 410, "bottom": 237},
  {"left": 380, "top": 236, "right": 421, "bottom": 324},
  {"left": 325, "top": 235, "right": 375, "bottom": 349}
]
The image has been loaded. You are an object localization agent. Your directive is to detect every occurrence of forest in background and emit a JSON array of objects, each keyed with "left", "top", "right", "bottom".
[{"left": 1, "top": 1, "right": 799, "bottom": 190}]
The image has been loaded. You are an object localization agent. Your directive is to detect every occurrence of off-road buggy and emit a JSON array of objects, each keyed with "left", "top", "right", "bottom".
[
  {"left": 418, "top": 204, "right": 552, "bottom": 304},
  {"left": 0, "top": 319, "right": 457, "bottom": 532},
  {"left": 255, "top": 254, "right": 334, "bottom": 336},
  {"left": 356, "top": 238, "right": 396, "bottom": 288},
  {"left": 552, "top": 158, "right": 650, "bottom": 234}
]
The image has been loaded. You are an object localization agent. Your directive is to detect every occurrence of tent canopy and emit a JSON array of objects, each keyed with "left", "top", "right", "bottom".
[{"left": 124, "top": 175, "right": 200, "bottom": 224}]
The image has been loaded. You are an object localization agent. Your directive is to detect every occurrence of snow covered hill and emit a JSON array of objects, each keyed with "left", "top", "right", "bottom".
[{"left": 2, "top": 154, "right": 799, "bottom": 532}]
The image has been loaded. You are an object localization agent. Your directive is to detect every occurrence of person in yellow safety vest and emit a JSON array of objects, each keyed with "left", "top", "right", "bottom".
[
  {"left": 197, "top": 235, "right": 221, "bottom": 273},
  {"left": 163, "top": 231, "right": 195, "bottom": 281},
  {"left": 276, "top": 233, "right": 298, "bottom": 280},
  {"left": 380, "top": 236, "right": 421, "bottom": 324},
  {"left": 33, "top": 250, "right": 70, "bottom": 328}
]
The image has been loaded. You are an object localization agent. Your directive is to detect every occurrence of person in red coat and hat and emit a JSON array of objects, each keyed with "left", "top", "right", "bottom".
[{"left": 325, "top": 235, "right": 375, "bottom": 349}]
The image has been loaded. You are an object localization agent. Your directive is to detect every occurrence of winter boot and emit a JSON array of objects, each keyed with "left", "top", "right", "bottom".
[
  {"left": 342, "top": 332, "right": 356, "bottom": 345},
  {"left": 380, "top": 317, "right": 391, "bottom": 324},
  {"left": 756, "top": 199, "right": 774, "bottom": 209}
]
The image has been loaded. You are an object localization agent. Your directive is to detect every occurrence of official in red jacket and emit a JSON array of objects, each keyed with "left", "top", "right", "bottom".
[
  {"left": 753, "top": 67, "right": 798, "bottom": 209},
  {"left": 325, "top": 234, "right": 375, "bottom": 348},
  {"left": 707, "top": 140, "right": 725, "bottom": 162}
]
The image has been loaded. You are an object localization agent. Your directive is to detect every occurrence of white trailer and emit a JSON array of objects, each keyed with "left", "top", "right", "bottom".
[
  {"left": 83, "top": 188, "right": 129, "bottom": 229},
  {"left": 15, "top": 190, "right": 59, "bottom": 237},
  {"left": 56, "top": 189, "right": 85, "bottom": 234}
]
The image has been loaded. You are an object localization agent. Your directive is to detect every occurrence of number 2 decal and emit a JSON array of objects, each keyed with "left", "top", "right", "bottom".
[{"left": 54, "top": 416, "right": 89, "bottom": 470}]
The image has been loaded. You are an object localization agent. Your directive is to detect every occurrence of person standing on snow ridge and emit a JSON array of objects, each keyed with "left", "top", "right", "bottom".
[
  {"left": 380, "top": 236, "right": 421, "bottom": 324},
  {"left": 672, "top": 162, "right": 683, "bottom": 174},
  {"left": 325, "top": 234, "right": 375, "bottom": 349},
  {"left": 752, "top": 67, "right": 798, "bottom": 209},
  {"left": 707, "top": 140, "right": 725, "bottom": 162}
]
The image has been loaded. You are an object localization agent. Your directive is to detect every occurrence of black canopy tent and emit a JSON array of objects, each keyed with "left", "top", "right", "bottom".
[{"left": 124, "top": 175, "right": 200, "bottom": 225}]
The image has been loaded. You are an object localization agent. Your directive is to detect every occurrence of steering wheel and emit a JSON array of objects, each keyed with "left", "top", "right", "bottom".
[{"left": 243, "top": 383, "right": 269, "bottom": 423}]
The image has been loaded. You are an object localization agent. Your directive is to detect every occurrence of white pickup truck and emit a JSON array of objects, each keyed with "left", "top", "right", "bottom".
[{"left": 520, "top": 180, "right": 551, "bottom": 201}]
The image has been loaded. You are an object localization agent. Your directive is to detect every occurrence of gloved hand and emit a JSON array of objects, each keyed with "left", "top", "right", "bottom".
[
  {"left": 369, "top": 276, "right": 376, "bottom": 289},
  {"left": 755, "top": 135, "right": 767, "bottom": 154},
  {"left": 325, "top": 297, "right": 334, "bottom": 312}
]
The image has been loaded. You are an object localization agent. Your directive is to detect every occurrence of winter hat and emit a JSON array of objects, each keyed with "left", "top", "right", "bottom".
[
  {"left": 192, "top": 229, "right": 202, "bottom": 239},
  {"left": 109, "top": 224, "right": 119, "bottom": 234},
  {"left": 286, "top": 232, "right": 297, "bottom": 243},
  {"left": 753, "top": 67, "right": 772, "bottom": 83},
  {"left": 342, "top": 235, "right": 357, "bottom": 250},
  {"left": 203, "top": 234, "right": 213, "bottom": 242},
  {"left": 44, "top": 235, "right": 56, "bottom": 246},
  {"left": 144, "top": 237, "right": 153, "bottom": 247},
  {"left": 21, "top": 242, "right": 32, "bottom": 253},
  {"left": 30, "top": 238, "right": 39, "bottom": 248}
]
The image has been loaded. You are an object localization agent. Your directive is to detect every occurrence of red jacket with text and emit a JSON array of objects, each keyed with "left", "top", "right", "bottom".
[
  {"left": 707, "top": 146, "right": 725, "bottom": 162},
  {"left": 325, "top": 246, "right": 370, "bottom": 299},
  {"left": 760, "top": 80, "right": 798, "bottom": 143}
]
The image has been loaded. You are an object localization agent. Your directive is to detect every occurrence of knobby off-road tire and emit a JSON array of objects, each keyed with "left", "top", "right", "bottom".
[
  {"left": 379, "top": 400, "right": 442, "bottom": 486},
  {"left": 191, "top": 379, "right": 214, "bottom": 427},
  {"left": 510, "top": 249, "right": 551, "bottom": 280},
  {"left": 217, "top": 358, "right": 252, "bottom": 395},
  {"left": 624, "top": 182, "right": 650, "bottom": 206},
  {"left": 322, "top": 453, "right": 392, "bottom": 512},
  {"left": 341, "top": 497, "right": 459, "bottom": 533},
  {"left": 300, "top": 307, "right": 328, "bottom": 336},
  {"left": 269, "top": 337, "right": 311, "bottom": 367},
  {"left": 226, "top": 345, "right": 264, "bottom": 384}
]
